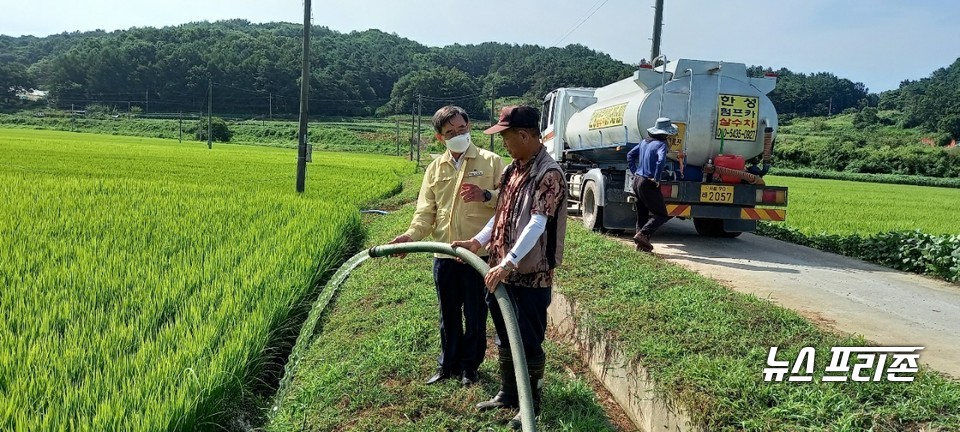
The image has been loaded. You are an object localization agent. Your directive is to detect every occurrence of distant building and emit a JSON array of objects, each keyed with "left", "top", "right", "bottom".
[{"left": 17, "top": 89, "right": 48, "bottom": 101}]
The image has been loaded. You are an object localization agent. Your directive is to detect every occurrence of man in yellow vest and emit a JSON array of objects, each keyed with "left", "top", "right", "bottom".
[{"left": 390, "top": 105, "right": 504, "bottom": 386}]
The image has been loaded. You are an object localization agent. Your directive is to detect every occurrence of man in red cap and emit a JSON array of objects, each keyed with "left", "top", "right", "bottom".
[{"left": 453, "top": 105, "right": 567, "bottom": 429}]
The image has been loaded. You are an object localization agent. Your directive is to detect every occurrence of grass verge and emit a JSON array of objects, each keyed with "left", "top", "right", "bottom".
[{"left": 557, "top": 224, "right": 960, "bottom": 430}]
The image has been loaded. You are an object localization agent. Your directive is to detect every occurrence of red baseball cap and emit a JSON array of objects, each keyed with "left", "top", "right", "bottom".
[{"left": 483, "top": 105, "right": 540, "bottom": 134}]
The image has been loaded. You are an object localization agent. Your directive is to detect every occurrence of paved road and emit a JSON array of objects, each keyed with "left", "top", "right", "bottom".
[{"left": 616, "top": 219, "right": 960, "bottom": 378}]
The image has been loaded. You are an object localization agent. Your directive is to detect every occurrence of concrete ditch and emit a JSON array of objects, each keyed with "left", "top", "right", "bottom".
[{"left": 548, "top": 291, "right": 695, "bottom": 432}]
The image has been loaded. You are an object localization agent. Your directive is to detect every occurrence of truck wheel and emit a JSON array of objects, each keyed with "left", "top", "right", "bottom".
[
  {"left": 581, "top": 181, "right": 604, "bottom": 231},
  {"left": 693, "top": 218, "right": 742, "bottom": 238}
]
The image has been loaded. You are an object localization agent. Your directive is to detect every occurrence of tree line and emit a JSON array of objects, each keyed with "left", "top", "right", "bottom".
[
  {"left": 0, "top": 19, "right": 957, "bottom": 140},
  {"left": 0, "top": 20, "right": 633, "bottom": 119}
]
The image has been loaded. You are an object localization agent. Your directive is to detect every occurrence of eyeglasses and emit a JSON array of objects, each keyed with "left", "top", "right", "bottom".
[{"left": 441, "top": 126, "right": 469, "bottom": 140}]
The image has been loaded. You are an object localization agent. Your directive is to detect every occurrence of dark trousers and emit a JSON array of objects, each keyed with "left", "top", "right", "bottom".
[
  {"left": 632, "top": 176, "right": 671, "bottom": 236},
  {"left": 487, "top": 283, "right": 552, "bottom": 359},
  {"left": 433, "top": 258, "right": 488, "bottom": 373}
]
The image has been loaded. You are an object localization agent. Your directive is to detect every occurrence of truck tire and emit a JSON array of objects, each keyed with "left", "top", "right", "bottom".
[
  {"left": 693, "top": 217, "right": 742, "bottom": 238},
  {"left": 581, "top": 181, "right": 604, "bottom": 231}
]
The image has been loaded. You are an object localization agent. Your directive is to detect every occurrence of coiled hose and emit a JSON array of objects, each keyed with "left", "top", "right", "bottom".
[{"left": 368, "top": 241, "right": 537, "bottom": 432}]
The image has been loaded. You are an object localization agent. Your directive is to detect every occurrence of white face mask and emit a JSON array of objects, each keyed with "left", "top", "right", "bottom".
[{"left": 444, "top": 132, "right": 471, "bottom": 153}]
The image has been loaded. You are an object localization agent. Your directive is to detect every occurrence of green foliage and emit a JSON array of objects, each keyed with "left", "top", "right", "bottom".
[
  {"left": 938, "top": 114, "right": 960, "bottom": 140},
  {"left": 852, "top": 106, "right": 880, "bottom": 129},
  {"left": 883, "top": 58, "right": 960, "bottom": 139},
  {"left": 379, "top": 66, "right": 483, "bottom": 116},
  {"left": 775, "top": 115, "right": 960, "bottom": 177},
  {"left": 1, "top": 22, "right": 633, "bottom": 118},
  {"left": 937, "top": 133, "right": 955, "bottom": 147},
  {"left": 0, "top": 128, "right": 413, "bottom": 430},
  {"left": 195, "top": 116, "right": 232, "bottom": 142},
  {"left": 84, "top": 103, "right": 117, "bottom": 117},
  {"left": 757, "top": 225, "right": 960, "bottom": 282},
  {"left": 0, "top": 59, "right": 32, "bottom": 110},
  {"left": 749, "top": 66, "right": 871, "bottom": 117}
]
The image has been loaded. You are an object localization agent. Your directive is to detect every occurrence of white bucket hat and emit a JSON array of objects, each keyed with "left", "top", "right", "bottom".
[{"left": 647, "top": 117, "right": 678, "bottom": 135}]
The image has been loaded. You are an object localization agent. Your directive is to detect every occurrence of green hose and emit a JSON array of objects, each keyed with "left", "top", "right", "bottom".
[
  {"left": 719, "top": 128, "right": 725, "bottom": 155},
  {"left": 368, "top": 241, "right": 538, "bottom": 432}
]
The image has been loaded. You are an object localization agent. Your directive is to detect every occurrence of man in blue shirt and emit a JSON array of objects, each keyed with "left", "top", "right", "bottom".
[{"left": 626, "top": 117, "right": 677, "bottom": 252}]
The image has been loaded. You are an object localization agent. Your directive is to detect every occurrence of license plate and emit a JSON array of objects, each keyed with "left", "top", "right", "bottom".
[{"left": 700, "top": 185, "right": 734, "bottom": 203}]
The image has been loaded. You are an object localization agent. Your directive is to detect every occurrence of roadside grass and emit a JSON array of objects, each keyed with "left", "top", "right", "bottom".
[
  {"left": 557, "top": 225, "right": 960, "bottom": 430},
  {"left": 766, "top": 175, "right": 960, "bottom": 236},
  {"left": 267, "top": 197, "right": 621, "bottom": 431}
]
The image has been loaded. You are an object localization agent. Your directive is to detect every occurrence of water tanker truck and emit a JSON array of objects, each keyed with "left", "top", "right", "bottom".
[{"left": 539, "top": 56, "right": 788, "bottom": 237}]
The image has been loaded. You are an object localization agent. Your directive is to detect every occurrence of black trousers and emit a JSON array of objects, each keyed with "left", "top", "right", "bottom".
[
  {"left": 433, "top": 258, "right": 488, "bottom": 373},
  {"left": 487, "top": 283, "right": 552, "bottom": 359},
  {"left": 632, "top": 176, "right": 671, "bottom": 236}
]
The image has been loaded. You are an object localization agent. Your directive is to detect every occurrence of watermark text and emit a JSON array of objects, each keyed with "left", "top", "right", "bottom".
[{"left": 763, "top": 346, "right": 922, "bottom": 382}]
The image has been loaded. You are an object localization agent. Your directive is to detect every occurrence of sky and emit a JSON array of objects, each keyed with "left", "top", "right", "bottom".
[{"left": 2, "top": 0, "right": 958, "bottom": 93}]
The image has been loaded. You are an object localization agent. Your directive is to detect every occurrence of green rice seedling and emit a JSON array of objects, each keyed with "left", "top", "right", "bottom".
[
  {"left": 766, "top": 175, "right": 960, "bottom": 236},
  {"left": 0, "top": 128, "right": 412, "bottom": 430}
]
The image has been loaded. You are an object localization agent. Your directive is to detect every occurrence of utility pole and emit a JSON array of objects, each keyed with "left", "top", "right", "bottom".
[
  {"left": 207, "top": 78, "right": 213, "bottom": 149},
  {"left": 410, "top": 101, "right": 415, "bottom": 160},
  {"left": 490, "top": 91, "right": 495, "bottom": 151},
  {"left": 650, "top": 0, "right": 664, "bottom": 61},
  {"left": 416, "top": 94, "right": 422, "bottom": 167},
  {"left": 145, "top": 89, "right": 149, "bottom": 114},
  {"left": 395, "top": 118, "right": 400, "bottom": 157},
  {"left": 269, "top": 93, "right": 273, "bottom": 120},
  {"left": 179, "top": 111, "right": 182, "bottom": 143},
  {"left": 295, "top": 0, "right": 311, "bottom": 193}
]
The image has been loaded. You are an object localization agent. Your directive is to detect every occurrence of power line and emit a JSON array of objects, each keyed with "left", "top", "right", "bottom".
[
  {"left": 420, "top": 93, "right": 484, "bottom": 101},
  {"left": 552, "top": 0, "right": 611, "bottom": 47}
]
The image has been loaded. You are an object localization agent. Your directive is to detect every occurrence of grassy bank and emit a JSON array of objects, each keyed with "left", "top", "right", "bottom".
[{"left": 558, "top": 225, "right": 960, "bottom": 430}]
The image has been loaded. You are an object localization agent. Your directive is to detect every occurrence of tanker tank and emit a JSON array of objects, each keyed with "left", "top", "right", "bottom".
[{"left": 561, "top": 59, "right": 778, "bottom": 169}]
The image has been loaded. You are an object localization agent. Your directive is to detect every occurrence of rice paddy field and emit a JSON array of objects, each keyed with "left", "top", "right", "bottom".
[
  {"left": 3, "top": 125, "right": 957, "bottom": 430},
  {"left": 766, "top": 175, "right": 960, "bottom": 236},
  {"left": 0, "top": 128, "right": 411, "bottom": 430}
]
